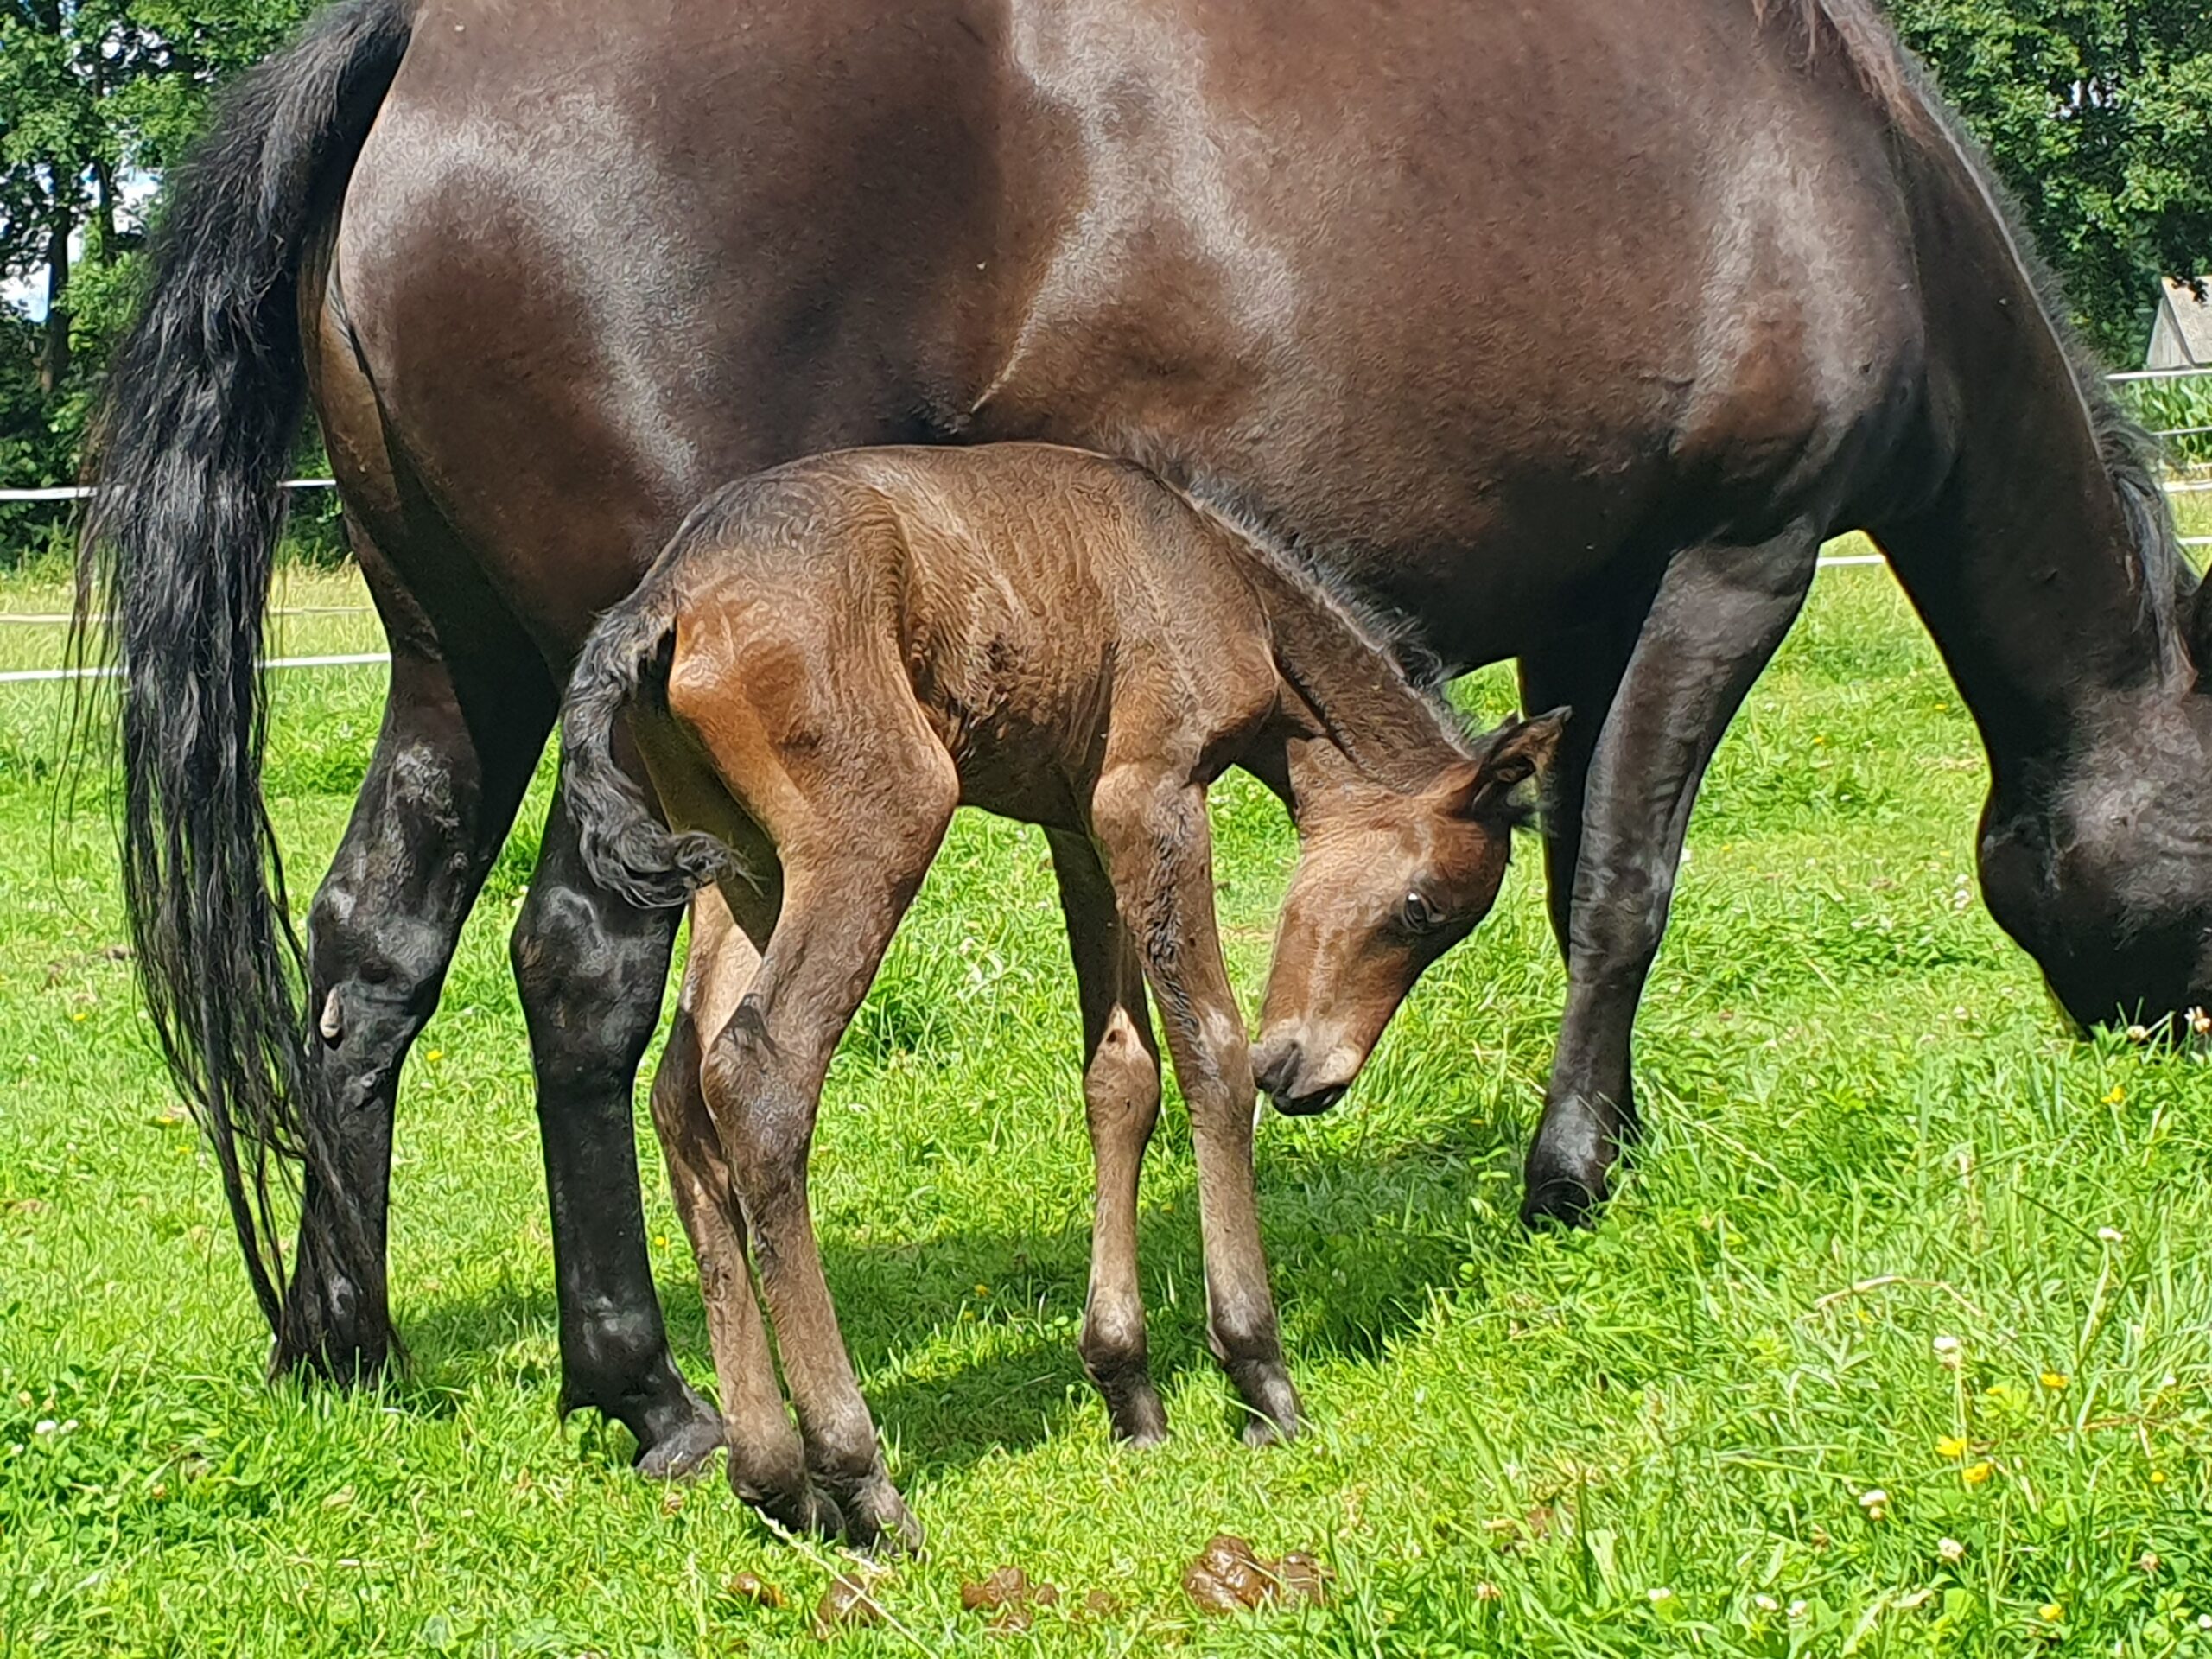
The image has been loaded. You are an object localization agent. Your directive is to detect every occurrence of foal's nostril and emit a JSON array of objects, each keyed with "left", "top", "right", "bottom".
[{"left": 1253, "top": 1035, "right": 1301, "bottom": 1099}]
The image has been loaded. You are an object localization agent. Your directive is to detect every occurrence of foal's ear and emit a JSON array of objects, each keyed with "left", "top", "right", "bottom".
[{"left": 1448, "top": 706, "right": 1570, "bottom": 817}]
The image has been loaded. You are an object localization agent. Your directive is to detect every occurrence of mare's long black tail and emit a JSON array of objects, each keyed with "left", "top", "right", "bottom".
[
  {"left": 74, "top": 0, "right": 416, "bottom": 1339},
  {"left": 563, "top": 577, "right": 739, "bottom": 914}
]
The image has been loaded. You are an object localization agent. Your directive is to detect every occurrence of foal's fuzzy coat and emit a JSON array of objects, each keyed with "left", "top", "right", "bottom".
[{"left": 563, "top": 443, "right": 1561, "bottom": 1546}]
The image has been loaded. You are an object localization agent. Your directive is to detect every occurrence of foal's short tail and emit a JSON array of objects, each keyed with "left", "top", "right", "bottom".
[{"left": 563, "top": 582, "right": 741, "bottom": 912}]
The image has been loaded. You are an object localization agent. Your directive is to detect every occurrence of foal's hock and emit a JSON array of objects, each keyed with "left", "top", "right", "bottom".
[{"left": 561, "top": 442, "right": 1561, "bottom": 1545}]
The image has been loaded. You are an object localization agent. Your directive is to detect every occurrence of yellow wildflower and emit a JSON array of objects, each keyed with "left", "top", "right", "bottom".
[
  {"left": 1962, "top": 1461, "right": 1994, "bottom": 1486},
  {"left": 2103, "top": 1084, "right": 2126, "bottom": 1105},
  {"left": 2040, "top": 1371, "right": 2068, "bottom": 1390},
  {"left": 1936, "top": 1435, "right": 1969, "bottom": 1459},
  {"left": 2037, "top": 1604, "right": 2063, "bottom": 1624}
]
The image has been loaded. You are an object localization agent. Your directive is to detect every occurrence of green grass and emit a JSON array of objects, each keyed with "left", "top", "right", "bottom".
[{"left": 4, "top": 545, "right": 2212, "bottom": 1657}]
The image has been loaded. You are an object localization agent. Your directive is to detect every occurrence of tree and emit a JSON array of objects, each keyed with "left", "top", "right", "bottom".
[
  {"left": 1885, "top": 0, "right": 2212, "bottom": 361},
  {"left": 0, "top": 0, "right": 310, "bottom": 421}
]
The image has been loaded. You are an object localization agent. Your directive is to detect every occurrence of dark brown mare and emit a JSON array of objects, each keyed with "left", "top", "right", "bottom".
[
  {"left": 557, "top": 442, "right": 1561, "bottom": 1541},
  {"left": 83, "top": 0, "right": 2212, "bottom": 1489}
]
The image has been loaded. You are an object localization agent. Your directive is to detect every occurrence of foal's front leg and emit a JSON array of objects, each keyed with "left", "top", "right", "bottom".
[
  {"left": 1092, "top": 769, "right": 1300, "bottom": 1446},
  {"left": 1046, "top": 829, "right": 1169, "bottom": 1446},
  {"left": 702, "top": 815, "right": 951, "bottom": 1553}
]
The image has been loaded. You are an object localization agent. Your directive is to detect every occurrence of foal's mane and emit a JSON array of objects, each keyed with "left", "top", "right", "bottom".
[
  {"left": 1764, "top": 0, "right": 2191, "bottom": 659},
  {"left": 1170, "top": 486, "right": 1483, "bottom": 791}
]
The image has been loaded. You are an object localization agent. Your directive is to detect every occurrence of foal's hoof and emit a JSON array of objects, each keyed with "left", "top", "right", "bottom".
[
  {"left": 1229, "top": 1363, "right": 1301, "bottom": 1448},
  {"left": 634, "top": 1389, "right": 728, "bottom": 1481},
  {"left": 1099, "top": 1374, "right": 1171, "bottom": 1448},
  {"left": 836, "top": 1474, "right": 925, "bottom": 1557}
]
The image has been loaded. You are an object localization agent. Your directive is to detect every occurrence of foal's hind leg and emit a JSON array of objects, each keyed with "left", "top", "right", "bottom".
[
  {"left": 702, "top": 785, "right": 957, "bottom": 1552},
  {"left": 283, "top": 561, "right": 546, "bottom": 1382},
  {"left": 1047, "top": 829, "right": 1169, "bottom": 1446},
  {"left": 1522, "top": 528, "right": 1818, "bottom": 1225},
  {"left": 649, "top": 886, "right": 837, "bottom": 1532}
]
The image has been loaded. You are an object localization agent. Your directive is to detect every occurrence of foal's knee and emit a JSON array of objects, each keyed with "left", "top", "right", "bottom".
[{"left": 1084, "top": 1016, "right": 1160, "bottom": 1135}]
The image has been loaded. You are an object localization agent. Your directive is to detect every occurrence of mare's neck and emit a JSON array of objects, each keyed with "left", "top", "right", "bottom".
[{"left": 1872, "top": 132, "right": 2190, "bottom": 779}]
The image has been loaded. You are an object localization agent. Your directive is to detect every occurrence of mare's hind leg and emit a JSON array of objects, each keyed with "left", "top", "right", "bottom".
[
  {"left": 1522, "top": 528, "right": 1818, "bottom": 1225},
  {"left": 1046, "top": 829, "right": 1169, "bottom": 1446},
  {"left": 511, "top": 779, "right": 722, "bottom": 1478},
  {"left": 282, "top": 554, "right": 546, "bottom": 1381},
  {"left": 649, "top": 885, "right": 838, "bottom": 1532}
]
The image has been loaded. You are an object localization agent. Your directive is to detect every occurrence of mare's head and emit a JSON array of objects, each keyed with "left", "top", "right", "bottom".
[
  {"left": 1967, "top": 410, "right": 2212, "bottom": 1033},
  {"left": 1252, "top": 709, "right": 1566, "bottom": 1114},
  {"left": 1977, "top": 591, "right": 2212, "bottom": 1032}
]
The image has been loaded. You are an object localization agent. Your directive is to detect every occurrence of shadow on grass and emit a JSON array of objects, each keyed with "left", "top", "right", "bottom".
[{"left": 396, "top": 1106, "right": 1538, "bottom": 1483}]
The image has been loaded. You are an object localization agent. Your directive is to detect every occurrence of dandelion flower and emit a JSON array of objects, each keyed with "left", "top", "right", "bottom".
[
  {"left": 1938, "top": 1538, "right": 1967, "bottom": 1564},
  {"left": 2190, "top": 1007, "right": 2211, "bottom": 1037},
  {"left": 2139, "top": 1552, "right": 2161, "bottom": 1575},
  {"left": 2040, "top": 1371, "right": 2068, "bottom": 1390},
  {"left": 2038, "top": 1603, "right": 2063, "bottom": 1624},
  {"left": 1936, "top": 1435, "right": 1969, "bottom": 1459},
  {"left": 1962, "top": 1462, "right": 1994, "bottom": 1486},
  {"left": 426, "top": 1048, "right": 444, "bottom": 1063},
  {"left": 2104, "top": 1084, "right": 2126, "bottom": 1105},
  {"left": 975, "top": 1284, "right": 990, "bottom": 1297},
  {"left": 2151, "top": 1470, "right": 2168, "bottom": 1485},
  {"left": 2126, "top": 1024, "right": 2151, "bottom": 1042}
]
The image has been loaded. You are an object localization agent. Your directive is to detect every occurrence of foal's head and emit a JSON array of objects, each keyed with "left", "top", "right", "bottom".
[{"left": 1253, "top": 710, "right": 1566, "bottom": 1116}]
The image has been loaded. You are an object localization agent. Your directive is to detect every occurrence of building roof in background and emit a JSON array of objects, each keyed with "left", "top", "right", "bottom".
[{"left": 2148, "top": 277, "right": 2212, "bottom": 370}]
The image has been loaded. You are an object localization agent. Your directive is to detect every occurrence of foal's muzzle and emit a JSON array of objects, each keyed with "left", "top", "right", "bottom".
[{"left": 1253, "top": 1033, "right": 1351, "bottom": 1117}]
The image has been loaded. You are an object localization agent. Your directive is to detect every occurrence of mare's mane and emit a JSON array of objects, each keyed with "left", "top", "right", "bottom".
[{"left": 1766, "top": 0, "right": 2190, "bottom": 652}]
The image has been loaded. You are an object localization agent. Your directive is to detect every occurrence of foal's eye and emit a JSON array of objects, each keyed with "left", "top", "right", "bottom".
[{"left": 1402, "top": 891, "right": 1444, "bottom": 934}]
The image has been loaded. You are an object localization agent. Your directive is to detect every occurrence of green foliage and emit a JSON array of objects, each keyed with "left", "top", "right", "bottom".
[
  {"left": 2120, "top": 372, "right": 2212, "bottom": 466},
  {"left": 1885, "top": 0, "right": 2212, "bottom": 360},
  {"left": 0, "top": 0, "right": 315, "bottom": 537}
]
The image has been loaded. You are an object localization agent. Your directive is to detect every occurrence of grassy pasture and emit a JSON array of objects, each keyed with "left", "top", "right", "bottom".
[{"left": 3, "top": 532, "right": 2212, "bottom": 1657}]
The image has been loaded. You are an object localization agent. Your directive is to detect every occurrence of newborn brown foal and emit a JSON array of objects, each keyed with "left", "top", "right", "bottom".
[{"left": 563, "top": 443, "right": 1561, "bottom": 1547}]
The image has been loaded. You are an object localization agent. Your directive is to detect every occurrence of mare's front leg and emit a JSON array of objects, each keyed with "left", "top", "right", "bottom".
[
  {"left": 1091, "top": 770, "right": 1299, "bottom": 1446},
  {"left": 1522, "top": 528, "right": 1818, "bottom": 1224},
  {"left": 1046, "top": 829, "right": 1169, "bottom": 1446},
  {"left": 648, "top": 884, "right": 837, "bottom": 1531},
  {"left": 703, "top": 791, "right": 956, "bottom": 1551},
  {"left": 511, "top": 777, "right": 722, "bottom": 1477}
]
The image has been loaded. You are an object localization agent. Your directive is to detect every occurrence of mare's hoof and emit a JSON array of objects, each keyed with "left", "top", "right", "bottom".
[
  {"left": 634, "top": 1389, "right": 728, "bottom": 1481},
  {"left": 1520, "top": 1167, "right": 1607, "bottom": 1230}
]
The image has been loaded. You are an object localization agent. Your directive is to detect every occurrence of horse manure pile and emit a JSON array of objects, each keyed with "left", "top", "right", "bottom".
[
  {"left": 1180, "top": 1535, "right": 1332, "bottom": 1616},
  {"left": 811, "top": 1569, "right": 889, "bottom": 1636},
  {"left": 719, "top": 1571, "right": 785, "bottom": 1611},
  {"left": 960, "top": 1565, "right": 1061, "bottom": 1634},
  {"left": 716, "top": 1539, "right": 1331, "bottom": 1639}
]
